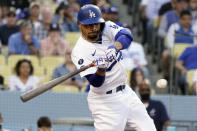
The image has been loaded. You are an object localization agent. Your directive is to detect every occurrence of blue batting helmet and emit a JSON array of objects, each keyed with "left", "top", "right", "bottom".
[{"left": 77, "top": 4, "right": 105, "bottom": 25}]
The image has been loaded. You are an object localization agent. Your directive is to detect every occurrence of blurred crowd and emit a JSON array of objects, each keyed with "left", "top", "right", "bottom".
[
  {"left": 134, "top": 0, "right": 197, "bottom": 95},
  {"left": 0, "top": 0, "right": 197, "bottom": 96},
  {"left": 2, "top": 0, "right": 192, "bottom": 130},
  {"left": 0, "top": 0, "right": 121, "bottom": 93}
]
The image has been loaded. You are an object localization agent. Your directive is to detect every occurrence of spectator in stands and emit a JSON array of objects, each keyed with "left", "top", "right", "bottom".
[
  {"left": 40, "top": 23, "right": 70, "bottom": 56},
  {"left": 175, "top": 45, "right": 197, "bottom": 95},
  {"left": 146, "top": 0, "right": 170, "bottom": 51},
  {"left": 8, "top": 20, "right": 40, "bottom": 56},
  {"left": 8, "top": 59, "right": 40, "bottom": 92},
  {"left": 0, "top": 6, "right": 8, "bottom": 25},
  {"left": 163, "top": 10, "right": 196, "bottom": 81},
  {"left": 139, "top": 0, "right": 149, "bottom": 45},
  {"left": 53, "top": 1, "right": 79, "bottom": 32},
  {"left": 0, "top": 8, "right": 3, "bottom": 25},
  {"left": 101, "top": 7, "right": 109, "bottom": 21},
  {"left": 106, "top": 6, "right": 123, "bottom": 27},
  {"left": 139, "top": 83, "right": 170, "bottom": 131},
  {"left": 28, "top": 2, "right": 41, "bottom": 32},
  {"left": 158, "top": 0, "right": 175, "bottom": 26},
  {"left": 129, "top": 67, "right": 147, "bottom": 95},
  {"left": 0, "top": 7, "right": 19, "bottom": 56},
  {"left": 121, "top": 41, "right": 149, "bottom": 79},
  {"left": 34, "top": 6, "right": 65, "bottom": 41},
  {"left": 91, "top": 0, "right": 111, "bottom": 8},
  {"left": 52, "top": 50, "right": 87, "bottom": 91},
  {"left": 158, "top": 0, "right": 188, "bottom": 38},
  {"left": 0, "top": 7, "right": 19, "bottom": 46},
  {"left": 188, "top": 0, "right": 197, "bottom": 23},
  {"left": 191, "top": 70, "right": 197, "bottom": 95},
  {"left": 0, "top": 113, "right": 10, "bottom": 131},
  {"left": 37, "top": 116, "right": 52, "bottom": 131}
]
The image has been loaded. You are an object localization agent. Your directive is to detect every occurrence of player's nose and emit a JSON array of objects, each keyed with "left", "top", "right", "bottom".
[{"left": 92, "top": 24, "right": 98, "bottom": 31}]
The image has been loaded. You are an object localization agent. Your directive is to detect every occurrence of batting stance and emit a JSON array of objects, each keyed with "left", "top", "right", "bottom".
[{"left": 71, "top": 4, "right": 156, "bottom": 131}]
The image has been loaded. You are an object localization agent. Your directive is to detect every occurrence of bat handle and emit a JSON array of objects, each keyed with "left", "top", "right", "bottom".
[{"left": 89, "top": 62, "right": 95, "bottom": 67}]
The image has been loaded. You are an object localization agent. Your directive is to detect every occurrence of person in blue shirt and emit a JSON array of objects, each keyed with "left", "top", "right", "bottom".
[
  {"left": 53, "top": 2, "right": 79, "bottom": 32},
  {"left": 106, "top": 6, "right": 124, "bottom": 27},
  {"left": 139, "top": 83, "right": 170, "bottom": 131},
  {"left": 175, "top": 45, "right": 197, "bottom": 95},
  {"left": 8, "top": 20, "right": 40, "bottom": 56},
  {"left": 52, "top": 50, "right": 87, "bottom": 91}
]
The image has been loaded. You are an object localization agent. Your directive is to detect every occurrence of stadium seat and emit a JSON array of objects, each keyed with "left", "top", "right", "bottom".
[
  {"left": 52, "top": 85, "right": 79, "bottom": 92},
  {"left": 186, "top": 70, "right": 195, "bottom": 94},
  {"left": 0, "top": 65, "right": 12, "bottom": 89},
  {"left": 34, "top": 66, "right": 45, "bottom": 76},
  {"left": 172, "top": 44, "right": 192, "bottom": 58},
  {"left": 126, "top": 69, "right": 131, "bottom": 84},
  {"left": 65, "top": 32, "right": 81, "bottom": 47},
  {"left": 40, "top": 56, "right": 64, "bottom": 76},
  {"left": 8, "top": 55, "right": 39, "bottom": 68},
  {"left": 0, "top": 55, "right": 6, "bottom": 66},
  {"left": 38, "top": 74, "right": 51, "bottom": 84}
]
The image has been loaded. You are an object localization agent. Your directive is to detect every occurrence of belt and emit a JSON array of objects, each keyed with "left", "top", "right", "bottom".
[{"left": 106, "top": 85, "right": 125, "bottom": 94}]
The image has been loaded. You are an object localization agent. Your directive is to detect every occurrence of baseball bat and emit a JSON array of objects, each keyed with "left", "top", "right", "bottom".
[{"left": 20, "top": 63, "right": 95, "bottom": 102}]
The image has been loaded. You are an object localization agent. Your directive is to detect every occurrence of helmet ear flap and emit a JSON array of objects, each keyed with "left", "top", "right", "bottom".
[{"left": 77, "top": 4, "right": 105, "bottom": 25}]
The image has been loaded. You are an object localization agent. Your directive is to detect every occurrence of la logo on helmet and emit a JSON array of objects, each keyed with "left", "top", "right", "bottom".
[{"left": 89, "top": 10, "right": 96, "bottom": 18}]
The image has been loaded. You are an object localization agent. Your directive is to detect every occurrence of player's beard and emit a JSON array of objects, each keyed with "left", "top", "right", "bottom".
[{"left": 87, "top": 31, "right": 100, "bottom": 41}]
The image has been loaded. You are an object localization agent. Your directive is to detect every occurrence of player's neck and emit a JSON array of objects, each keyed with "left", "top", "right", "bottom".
[{"left": 82, "top": 34, "right": 99, "bottom": 43}]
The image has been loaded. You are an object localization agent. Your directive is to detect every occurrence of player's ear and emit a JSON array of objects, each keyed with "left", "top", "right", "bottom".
[{"left": 78, "top": 22, "right": 82, "bottom": 28}]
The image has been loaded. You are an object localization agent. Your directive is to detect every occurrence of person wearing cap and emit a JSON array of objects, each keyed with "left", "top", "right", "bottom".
[
  {"left": 52, "top": 49, "right": 88, "bottom": 91},
  {"left": 34, "top": 6, "right": 65, "bottom": 41},
  {"left": 106, "top": 6, "right": 123, "bottom": 27},
  {"left": 0, "top": 7, "right": 19, "bottom": 55},
  {"left": 8, "top": 20, "right": 40, "bottom": 56},
  {"left": 29, "top": 2, "right": 41, "bottom": 32},
  {"left": 40, "top": 23, "right": 70, "bottom": 56},
  {"left": 53, "top": 1, "right": 79, "bottom": 32}
]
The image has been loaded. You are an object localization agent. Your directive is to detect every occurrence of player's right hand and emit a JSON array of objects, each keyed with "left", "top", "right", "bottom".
[
  {"left": 94, "top": 57, "right": 108, "bottom": 70},
  {"left": 105, "top": 45, "right": 118, "bottom": 62}
]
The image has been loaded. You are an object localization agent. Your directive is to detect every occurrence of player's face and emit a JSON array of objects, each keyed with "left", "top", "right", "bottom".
[{"left": 79, "top": 23, "right": 101, "bottom": 42}]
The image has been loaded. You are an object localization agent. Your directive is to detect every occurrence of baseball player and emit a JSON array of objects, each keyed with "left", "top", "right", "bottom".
[{"left": 71, "top": 4, "right": 156, "bottom": 131}]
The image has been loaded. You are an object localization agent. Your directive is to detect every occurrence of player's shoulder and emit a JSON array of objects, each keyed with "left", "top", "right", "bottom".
[{"left": 104, "top": 21, "right": 121, "bottom": 30}]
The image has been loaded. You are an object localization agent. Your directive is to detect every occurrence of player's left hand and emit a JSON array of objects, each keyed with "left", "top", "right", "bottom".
[
  {"left": 94, "top": 57, "right": 108, "bottom": 69},
  {"left": 105, "top": 45, "right": 118, "bottom": 62}
]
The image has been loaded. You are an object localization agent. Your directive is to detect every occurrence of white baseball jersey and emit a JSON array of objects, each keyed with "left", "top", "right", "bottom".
[{"left": 71, "top": 21, "right": 127, "bottom": 94}]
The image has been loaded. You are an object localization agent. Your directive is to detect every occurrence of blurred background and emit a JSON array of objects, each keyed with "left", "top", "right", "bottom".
[{"left": 0, "top": 0, "right": 197, "bottom": 131}]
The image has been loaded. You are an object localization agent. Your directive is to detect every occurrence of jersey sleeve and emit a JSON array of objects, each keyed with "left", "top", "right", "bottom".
[
  {"left": 71, "top": 50, "right": 97, "bottom": 77},
  {"left": 104, "top": 21, "right": 124, "bottom": 41}
]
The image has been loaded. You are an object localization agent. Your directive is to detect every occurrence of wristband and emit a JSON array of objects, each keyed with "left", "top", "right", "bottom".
[
  {"left": 98, "top": 67, "right": 106, "bottom": 72},
  {"left": 108, "top": 45, "right": 118, "bottom": 52}
]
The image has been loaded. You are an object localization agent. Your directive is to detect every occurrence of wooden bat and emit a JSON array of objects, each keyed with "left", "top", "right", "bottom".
[{"left": 20, "top": 63, "right": 95, "bottom": 102}]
